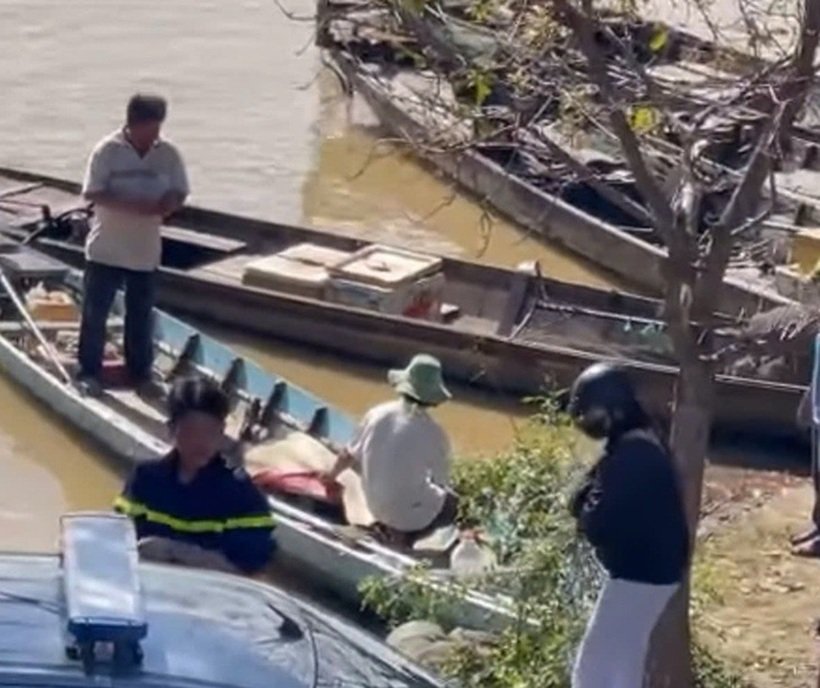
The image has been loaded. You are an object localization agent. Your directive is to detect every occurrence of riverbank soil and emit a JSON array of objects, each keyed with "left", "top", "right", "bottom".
[{"left": 698, "top": 482, "right": 820, "bottom": 687}]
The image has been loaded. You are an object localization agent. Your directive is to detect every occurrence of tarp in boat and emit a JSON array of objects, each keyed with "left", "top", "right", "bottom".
[{"left": 244, "top": 425, "right": 376, "bottom": 527}]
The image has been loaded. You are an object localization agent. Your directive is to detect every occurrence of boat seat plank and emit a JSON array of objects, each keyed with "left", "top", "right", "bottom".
[
  {"left": 0, "top": 249, "right": 69, "bottom": 281},
  {"left": 161, "top": 225, "right": 247, "bottom": 254},
  {"left": 453, "top": 314, "right": 498, "bottom": 336},
  {"left": 103, "top": 388, "right": 168, "bottom": 436},
  {"left": 195, "top": 253, "right": 264, "bottom": 282}
]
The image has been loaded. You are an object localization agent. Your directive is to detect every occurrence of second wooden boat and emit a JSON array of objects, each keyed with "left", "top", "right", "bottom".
[
  {"left": 0, "top": 168, "right": 808, "bottom": 442},
  {"left": 0, "top": 243, "right": 515, "bottom": 632}
]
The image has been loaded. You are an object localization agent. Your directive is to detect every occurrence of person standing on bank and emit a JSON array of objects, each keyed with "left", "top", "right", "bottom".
[
  {"left": 115, "top": 375, "right": 276, "bottom": 575},
  {"left": 568, "top": 363, "right": 689, "bottom": 688},
  {"left": 78, "top": 93, "right": 189, "bottom": 396}
]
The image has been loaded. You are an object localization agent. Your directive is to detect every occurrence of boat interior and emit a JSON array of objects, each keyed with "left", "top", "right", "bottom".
[
  {"left": 0, "top": 170, "right": 734, "bottom": 371},
  {"left": 318, "top": 1, "right": 820, "bottom": 306}
]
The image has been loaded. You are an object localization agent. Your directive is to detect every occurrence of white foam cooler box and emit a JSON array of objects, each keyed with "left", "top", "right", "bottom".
[
  {"left": 325, "top": 245, "right": 445, "bottom": 321},
  {"left": 241, "top": 243, "right": 352, "bottom": 299}
]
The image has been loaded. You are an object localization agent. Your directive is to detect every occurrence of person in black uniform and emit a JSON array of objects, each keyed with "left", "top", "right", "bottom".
[
  {"left": 115, "top": 376, "right": 276, "bottom": 575},
  {"left": 568, "top": 363, "right": 690, "bottom": 688}
]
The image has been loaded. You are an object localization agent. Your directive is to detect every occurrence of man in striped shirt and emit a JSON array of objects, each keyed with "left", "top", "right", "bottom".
[{"left": 115, "top": 376, "right": 276, "bottom": 575}]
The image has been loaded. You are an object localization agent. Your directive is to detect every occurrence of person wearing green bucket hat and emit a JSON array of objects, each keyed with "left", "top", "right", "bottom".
[
  {"left": 386, "top": 353, "right": 452, "bottom": 406},
  {"left": 324, "top": 354, "right": 456, "bottom": 544}
]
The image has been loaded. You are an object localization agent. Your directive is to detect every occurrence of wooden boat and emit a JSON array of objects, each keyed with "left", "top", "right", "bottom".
[
  {"left": 0, "top": 511, "right": 444, "bottom": 687},
  {"left": 0, "top": 243, "right": 516, "bottom": 632},
  {"left": 0, "top": 168, "right": 808, "bottom": 442},
  {"left": 315, "top": 1, "right": 820, "bottom": 316}
]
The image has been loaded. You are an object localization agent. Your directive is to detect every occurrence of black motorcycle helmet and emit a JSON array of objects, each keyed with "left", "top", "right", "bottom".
[{"left": 568, "top": 362, "right": 647, "bottom": 439}]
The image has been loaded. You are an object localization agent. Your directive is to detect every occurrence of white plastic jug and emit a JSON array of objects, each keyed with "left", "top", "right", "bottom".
[{"left": 450, "top": 530, "right": 497, "bottom": 578}]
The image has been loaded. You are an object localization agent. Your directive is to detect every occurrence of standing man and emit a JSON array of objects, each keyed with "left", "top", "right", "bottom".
[
  {"left": 567, "top": 363, "right": 689, "bottom": 688},
  {"left": 78, "top": 93, "right": 189, "bottom": 396}
]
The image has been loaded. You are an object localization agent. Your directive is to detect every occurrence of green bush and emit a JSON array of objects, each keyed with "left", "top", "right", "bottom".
[
  {"left": 360, "top": 402, "right": 748, "bottom": 687},
  {"left": 362, "top": 401, "right": 600, "bottom": 687}
]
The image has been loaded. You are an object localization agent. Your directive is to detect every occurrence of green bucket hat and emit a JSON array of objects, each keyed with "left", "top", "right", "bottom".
[{"left": 388, "top": 354, "right": 451, "bottom": 406}]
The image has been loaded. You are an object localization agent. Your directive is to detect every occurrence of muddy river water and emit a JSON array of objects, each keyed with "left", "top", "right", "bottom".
[
  {"left": 0, "top": 0, "right": 788, "bottom": 551},
  {"left": 0, "top": 0, "right": 619, "bottom": 549}
]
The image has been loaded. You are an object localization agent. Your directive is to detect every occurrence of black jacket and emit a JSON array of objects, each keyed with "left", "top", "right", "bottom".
[
  {"left": 570, "top": 429, "right": 689, "bottom": 585},
  {"left": 115, "top": 452, "right": 276, "bottom": 573}
]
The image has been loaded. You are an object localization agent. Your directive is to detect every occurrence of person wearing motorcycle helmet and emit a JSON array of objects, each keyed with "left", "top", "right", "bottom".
[{"left": 568, "top": 363, "right": 689, "bottom": 688}]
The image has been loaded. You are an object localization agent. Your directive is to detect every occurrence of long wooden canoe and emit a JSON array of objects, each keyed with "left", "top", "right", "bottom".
[
  {"left": 315, "top": 3, "right": 820, "bottom": 316},
  {"left": 0, "top": 243, "right": 516, "bottom": 633},
  {"left": 0, "top": 168, "right": 807, "bottom": 442}
]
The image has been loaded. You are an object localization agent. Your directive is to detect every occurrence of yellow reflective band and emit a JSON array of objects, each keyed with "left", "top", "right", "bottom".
[
  {"left": 113, "top": 496, "right": 275, "bottom": 533},
  {"left": 225, "top": 515, "right": 277, "bottom": 529}
]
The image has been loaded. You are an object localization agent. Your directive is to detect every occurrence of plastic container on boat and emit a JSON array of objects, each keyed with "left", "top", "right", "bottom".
[
  {"left": 26, "top": 286, "right": 79, "bottom": 322},
  {"left": 241, "top": 243, "right": 352, "bottom": 299},
  {"left": 325, "top": 245, "right": 445, "bottom": 320},
  {"left": 326, "top": 272, "right": 444, "bottom": 320},
  {"left": 328, "top": 245, "right": 443, "bottom": 287},
  {"left": 450, "top": 532, "right": 497, "bottom": 578}
]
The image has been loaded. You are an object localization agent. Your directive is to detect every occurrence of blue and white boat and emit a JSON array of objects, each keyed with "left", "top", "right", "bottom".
[
  {"left": 0, "top": 511, "right": 444, "bottom": 688},
  {"left": 0, "top": 241, "right": 515, "bottom": 634}
]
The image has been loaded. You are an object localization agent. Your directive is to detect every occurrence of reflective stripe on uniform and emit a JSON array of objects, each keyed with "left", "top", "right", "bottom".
[{"left": 113, "top": 496, "right": 275, "bottom": 533}]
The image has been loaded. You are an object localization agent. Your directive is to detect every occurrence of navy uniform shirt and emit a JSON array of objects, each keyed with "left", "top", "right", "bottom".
[{"left": 115, "top": 452, "right": 276, "bottom": 574}]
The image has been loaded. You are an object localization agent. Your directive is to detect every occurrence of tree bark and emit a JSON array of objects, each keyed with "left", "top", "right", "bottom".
[{"left": 644, "top": 360, "right": 713, "bottom": 688}]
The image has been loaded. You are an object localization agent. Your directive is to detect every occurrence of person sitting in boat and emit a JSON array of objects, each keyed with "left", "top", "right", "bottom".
[
  {"left": 114, "top": 375, "right": 276, "bottom": 575},
  {"left": 324, "top": 354, "right": 456, "bottom": 545}
]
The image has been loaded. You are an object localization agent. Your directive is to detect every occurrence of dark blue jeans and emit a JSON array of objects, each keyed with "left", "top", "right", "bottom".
[{"left": 78, "top": 261, "right": 156, "bottom": 381}]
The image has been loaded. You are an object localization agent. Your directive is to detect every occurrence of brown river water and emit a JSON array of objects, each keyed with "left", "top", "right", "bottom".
[
  {"left": 0, "top": 0, "right": 792, "bottom": 554},
  {"left": 0, "top": 0, "right": 614, "bottom": 549}
]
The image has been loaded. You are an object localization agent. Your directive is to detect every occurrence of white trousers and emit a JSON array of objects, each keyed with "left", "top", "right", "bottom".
[{"left": 572, "top": 577, "right": 678, "bottom": 688}]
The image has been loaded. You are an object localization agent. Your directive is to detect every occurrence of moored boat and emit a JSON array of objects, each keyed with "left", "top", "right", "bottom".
[
  {"left": 314, "top": 0, "right": 820, "bottom": 316},
  {"left": 0, "top": 168, "right": 809, "bottom": 442},
  {"left": 0, "top": 242, "right": 517, "bottom": 632}
]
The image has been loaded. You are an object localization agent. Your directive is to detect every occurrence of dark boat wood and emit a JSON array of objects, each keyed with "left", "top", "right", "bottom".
[
  {"left": 315, "top": 2, "right": 820, "bottom": 316},
  {"left": 0, "top": 167, "right": 807, "bottom": 443}
]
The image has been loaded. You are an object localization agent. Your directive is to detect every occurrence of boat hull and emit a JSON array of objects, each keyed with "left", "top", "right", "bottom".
[
  {"left": 0, "top": 273, "right": 516, "bottom": 633},
  {"left": 0, "top": 168, "right": 807, "bottom": 443}
]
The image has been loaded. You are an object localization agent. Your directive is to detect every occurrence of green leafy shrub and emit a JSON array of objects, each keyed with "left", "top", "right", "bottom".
[{"left": 360, "top": 401, "right": 749, "bottom": 687}]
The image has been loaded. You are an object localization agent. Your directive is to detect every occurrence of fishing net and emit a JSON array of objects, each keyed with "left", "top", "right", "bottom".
[
  {"left": 513, "top": 300, "right": 675, "bottom": 363},
  {"left": 720, "top": 304, "right": 820, "bottom": 382}
]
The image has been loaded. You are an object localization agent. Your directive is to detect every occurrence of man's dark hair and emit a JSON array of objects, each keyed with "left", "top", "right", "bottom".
[
  {"left": 167, "top": 376, "right": 229, "bottom": 425},
  {"left": 126, "top": 93, "right": 167, "bottom": 126}
]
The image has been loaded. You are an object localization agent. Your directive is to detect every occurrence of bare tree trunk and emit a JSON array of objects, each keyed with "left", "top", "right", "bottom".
[{"left": 645, "top": 361, "right": 713, "bottom": 688}]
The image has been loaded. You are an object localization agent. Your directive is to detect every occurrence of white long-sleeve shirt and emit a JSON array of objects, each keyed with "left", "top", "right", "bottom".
[{"left": 347, "top": 399, "right": 451, "bottom": 532}]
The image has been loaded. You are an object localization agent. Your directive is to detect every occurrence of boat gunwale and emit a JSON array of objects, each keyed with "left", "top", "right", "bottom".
[
  {"left": 318, "top": 48, "right": 795, "bottom": 315},
  {"left": 0, "top": 278, "right": 517, "bottom": 631}
]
